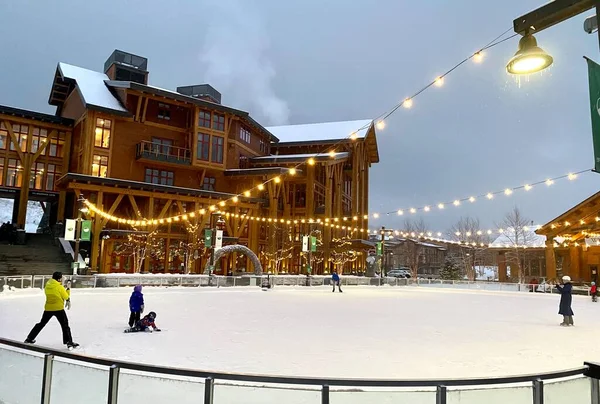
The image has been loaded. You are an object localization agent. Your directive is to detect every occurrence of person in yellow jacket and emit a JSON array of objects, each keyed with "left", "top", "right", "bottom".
[{"left": 25, "top": 271, "right": 79, "bottom": 349}]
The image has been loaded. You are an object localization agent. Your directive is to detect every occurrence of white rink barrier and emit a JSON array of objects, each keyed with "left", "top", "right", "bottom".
[{"left": 0, "top": 274, "right": 592, "bottom": 296}]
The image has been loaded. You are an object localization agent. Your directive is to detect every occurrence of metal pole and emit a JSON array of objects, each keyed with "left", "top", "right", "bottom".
[
  {"left": 591, "top": 377, "right": 600, "bottom": 404},
  {"left": 40, "top": 353, "right": 54, "bottom": 404},
  {"left": 436, "top": 385, "right": 447, "bottom": 404},
  {"left": 380, "top": 226, "right": 386, "bottom": 277},
  {"left": 107, "top": 365, "right": 120, "bottom": 404},
  {"left": 73, "top": 200, "right": 82, "bottom": 275},
  {"left": 204, "top": 377, "right": 214, "bottom": 404},
  {"left": 533, "top": 378, "right": 544, "bottom": 404},
  {"left": 321, "top": 385, "right": 330, "bottom": 404}
]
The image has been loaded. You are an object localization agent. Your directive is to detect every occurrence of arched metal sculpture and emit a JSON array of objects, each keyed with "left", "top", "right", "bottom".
[{"left": 204, "top": 244, "right": 263, "bottom": 275}]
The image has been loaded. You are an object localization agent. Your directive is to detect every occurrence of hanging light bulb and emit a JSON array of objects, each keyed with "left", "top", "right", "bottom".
[
  {"left": 328, "top": 150, "right": 336, "bottom": 158},
  {"left": 232, "top": 196, "right": 239, "bottom": 203},
  {"left": 274, "top": 176, "right": 281, "bottom": 183},
  {"left": 244, "top": 190, "right": 251, "bottom": 197},
  {"left": 373, "top": 213, "right": 380, "bottom": 219},
  {"left": 434, "top": 76, "right": 444, "bottom": 87},
  {"left": 376, "top": 120, "right": 385, "bottom": 130},
  {"left": 546, "top": 179, "right": 554, "bottom": 186},
  {"left": 568, "top": 173, "right": 577, "bottom": 180},
  {"left": 437, "top": 203, "right": 444, "bottom": 209},
  {"left": 410, "top": 208, "right": 417, "bottom": 214},
  {"left": 258, "top": 184, "right": 265, "bottom": 191},
  {"left": 307, "top": 158, "right": 316, "bottom": 166},
  {"left": 486, "top": 193, "right": 494, "bottom": 199},
  {"left": 350, "top": 132, "right": 358, "bottom": 140},
  {"left": 397, "top": 210, "right": 404, "bottom": 215},
  {"left": 524, "top": 184, "right": 532, "bottom": 191},
  {"left": 403, "top": 98, "right": 413, "bottom": 109},
  {"left": 469, "top": 196, "right": 476, "bottom": 203},
  {"left": 504, "top": 188, "right": 513, "bottom": 196},
  {"left": 424, "top": 206, "right": 430, "bottom": 212},
  {"left": 288, "top": 168, "right": 296, "bottom": 175},
  {"left": 473, "top": 51, "right": 484, "bottom": 63},
  {"left": 453, "top": 200, "right": 460, "bottom": 206}
]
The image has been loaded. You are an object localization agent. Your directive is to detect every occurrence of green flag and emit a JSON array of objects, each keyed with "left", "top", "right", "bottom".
[
  {"left": 586, "top": 57, "right": 600, "bottom": 172},
  {"left": 80, "top": 220, "right": 92, "bottom": 241},
  {"left": 310, "top": 236, "right": 317, "bottom": 252},
  {"left": 376, "top": 242, "right": 383, "bottom": 256},
  {"left": 204, "top": 229, "right": 213, "bottom": 247}
]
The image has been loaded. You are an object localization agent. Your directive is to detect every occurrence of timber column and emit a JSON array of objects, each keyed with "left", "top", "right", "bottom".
[
  {"left": 497, "top": 252, "right": 507, "bottom": 282},
  {"left": 569, "top": 245, "right": 581, "bottom": 281},
  {"left": 545, "top": 238, "right": 557, "bottom": 280}
]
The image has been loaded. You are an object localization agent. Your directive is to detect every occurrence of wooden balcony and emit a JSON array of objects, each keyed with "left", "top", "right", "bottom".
[{"left": 135, "top": 141, "right": 191, "bottom": 166}]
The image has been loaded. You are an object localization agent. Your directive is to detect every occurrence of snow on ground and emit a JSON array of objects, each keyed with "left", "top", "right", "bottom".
[{"left": 0, "top": 286, "right": 596, "bottom": 380}]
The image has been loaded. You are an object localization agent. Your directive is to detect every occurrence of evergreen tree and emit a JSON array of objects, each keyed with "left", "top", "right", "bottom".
[{"left": 440, "top": 257, "right": 461, "bottom": 280}]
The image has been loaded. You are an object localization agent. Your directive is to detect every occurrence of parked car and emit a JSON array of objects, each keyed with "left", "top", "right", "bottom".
[{"left": 386, "top": 268, "right": 412, "bottom": 278}]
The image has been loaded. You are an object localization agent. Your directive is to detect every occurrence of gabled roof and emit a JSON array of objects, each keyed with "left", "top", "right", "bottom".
[
  {"left": 50, "top": 63, "right": 130, "bottom": 116},
  {"left": 0, "top": 104, "right": 73, "bottom": 126},
  {"left": 266, "top": 119, "right": 373, "bottom": 143},
  {"left": 536, "top": 190, "right": 600, "bottom": 240},
  {"left": 490, "top": 228, "right": 549, "bottom": 248},
  {"left": 251, "top": 152, "right": 349, "bottom": 164}
]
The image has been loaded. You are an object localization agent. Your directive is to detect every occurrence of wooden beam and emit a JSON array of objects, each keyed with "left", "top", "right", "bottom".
[
  {"left": 91, "top": 191, "right": 104, "bottom": 271},
  {"left": 57, "top": 190, "right": 67, "bottom": 222},
  {"left": 100, "top": 194, "right": 125, "bottom": 227},
  {"left": 141, "top": 97, "right": 149, "bottom": 123},
  {"left": 0, "top": 114, "right": 71, "bottom": 131},
  {"left": 128, "top": 195, "right": 143, "bottom": 219},
  {"left": 135, "top": 96, "right": 143, "bottom": 122},
  {"left": 2, "top": 120, "right": 24, "bottom": 162},
  {"left": 32, "top": 129, "right": 57, "bottom": 163}
]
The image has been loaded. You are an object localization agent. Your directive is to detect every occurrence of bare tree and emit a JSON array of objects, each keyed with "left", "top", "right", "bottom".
[
  {"left": 448, "top": 217, "right": 492, "bottom": 281},
  {"left": 115, "top": 229, "right": 163, "bottom": 273},
  {"left": 329, "top": 234, "right": 359, "bottom": 273},
  {"left": 261, "top": 225, "right": 294, "bottom": 273},
  {"left": 496, "top": 207, "right": 535, "bottom": 283},
  {"left": 393, "top": 218, "right": 429, "bottom": 278}
]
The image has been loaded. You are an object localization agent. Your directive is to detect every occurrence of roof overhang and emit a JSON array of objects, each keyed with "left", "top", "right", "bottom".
[
  {"left": 0, "top": 104, "right": 73, "bottom": 127},
  {"left": 225, "top": 167, "right": 301, "bottom": 177},
  {"left": 537, "top": 189, "right": 600, "bottom": 241}
]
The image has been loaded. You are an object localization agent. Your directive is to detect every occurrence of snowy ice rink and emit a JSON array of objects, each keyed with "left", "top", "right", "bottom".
[{"left": 0, "top": 286, "right": 596, "bottom": 379}]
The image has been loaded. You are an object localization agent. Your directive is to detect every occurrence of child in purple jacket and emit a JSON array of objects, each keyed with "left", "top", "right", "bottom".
[{"left": 128, "top": 285, "right": 144, "bottom": 327}]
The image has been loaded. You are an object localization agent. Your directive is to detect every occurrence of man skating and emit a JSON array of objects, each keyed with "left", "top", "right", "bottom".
[
  {"left": 332, "top": 271, "right": 342, "bottom": 293},
  {"left": 25, "top": 271, "right": 79, "bottom": 349}
]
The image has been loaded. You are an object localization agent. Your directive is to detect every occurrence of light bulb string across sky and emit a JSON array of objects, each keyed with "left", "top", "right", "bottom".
[{"left": 376, "top": 169, "right": 589, "bottom": 218}]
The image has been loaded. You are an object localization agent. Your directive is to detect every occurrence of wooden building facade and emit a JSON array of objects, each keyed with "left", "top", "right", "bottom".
[{"left": 0, "top": 50, "right": 379, "bottom": 274}]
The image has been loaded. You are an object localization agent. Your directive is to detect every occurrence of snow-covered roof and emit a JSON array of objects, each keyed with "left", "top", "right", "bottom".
[
  {"left": 490, "top": 228, "right": 548, "bottom": 248},
  {"left": 57, "top": 63, "right": 128, "bottom": 114},
  {"left": 266, "top": 119, "right": 373, "bottom": 143},
  {"left": 252, "top": 152, "right": 349, "bottom": 160}
]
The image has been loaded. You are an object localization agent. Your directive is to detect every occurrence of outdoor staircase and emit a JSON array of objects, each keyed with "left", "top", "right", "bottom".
[{"left": 0, "top": 234, "right": 70, "bottom": 276}]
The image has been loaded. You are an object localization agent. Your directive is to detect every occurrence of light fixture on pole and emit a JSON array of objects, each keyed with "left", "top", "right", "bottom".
[{"left": 506, "top": 33, "right": 554, "bottom": 75}]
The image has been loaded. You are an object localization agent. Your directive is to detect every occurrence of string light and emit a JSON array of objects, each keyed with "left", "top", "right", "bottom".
[
  {"left": 486, "top": 193, "right": 494, "bottom": 199},
  {"left": 350, "top": 132, "right": 358, "bottom": 140},
  {"left": 257, "top": 184, "right": 265, "bottom": 191},
  {"left": 504, "top": 188, "right": 513, "bottom": 196},
  {"left": 434, "top": 76, "right": 444, "bottom": 87},
  {"left": 473, "top": 51, "right": 484, "bottom": 63},
  {"left": 438, "top": 203, "right": 444, "bottom": 209},
  {"left": 568, "top": 173, "right": 577, "bottom": 180},
  {"left": 376, "top": 120, "right": 385, "bottom": 130},
  {"left": 403, "top": 98, "right": 413, "bottom": 109},
  {"left": 453, "top": 200, "right": 460, "bottom": 206},
  {"left": 307, "top": 158, "right": 315, "bottom": 166},
  {"left": 244, "top": 190, "right": 251, "bottom": 197},
  {"left": 232, "top": 196, "right": 239, "bottom": 203},
  {"left": 288, "top": 168, "right": 296, "bottom": 175},
  {"left": 546, "top": 179, "right": 554, "bottom": 186},
  {"left": 524, "top": 184, "right": 532, "bottom": 191},
  {"left": 469, "top": 197, "right": 476, "bottom": 203},
  {"left": 397, "top": 210, "right": 404, "bottom": 215},
  {"left": 274, "top": 176, "right": 281, "bottom": 184},
  {"left": 328, "top": 150, "right": 336, "bottom": 158}
]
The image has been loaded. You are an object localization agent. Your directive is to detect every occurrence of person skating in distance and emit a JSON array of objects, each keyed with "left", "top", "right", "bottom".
[
  {"left": 25, "top": 271, "right": 79, "bottom": 349},
  {"left": 128, "top": 285, "right": 144, "bottom": 327},
  {"left": 556, "top": 275, "right": 574, "bottom": 326},
  {"left": 331, "top": 271, "right": 342, "bottom": 293},
  {"left": 125, "top": 311, "right": 161, "bottom": 333}
]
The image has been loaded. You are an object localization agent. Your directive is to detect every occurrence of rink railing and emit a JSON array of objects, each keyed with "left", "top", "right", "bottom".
[
  {"left": 0, "top": 274, "right": 592, "bottom": 296},
  {"left": 0, "top": 337, "right": 596, "bottom": 404}
]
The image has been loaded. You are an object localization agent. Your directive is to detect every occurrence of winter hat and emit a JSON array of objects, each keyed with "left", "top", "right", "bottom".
[
  {"left": 562, "top": 275, "right": 571, "bottom": 283},
  {"left": 593, "top": 282, "right": 596, "bottom": 286},
  {"left": 52, "top": 271, "right": 63, "bottom": 281},
  {"left": 134, "top": 285, "right": 142, "bottom": 293}
]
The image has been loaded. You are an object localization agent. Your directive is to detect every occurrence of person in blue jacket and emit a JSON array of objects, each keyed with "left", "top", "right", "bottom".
[
  {"left": 332, "top": 271, "right": 342, "bottom": 293},
  {"left": 556, "top": 276, "right": 574, "bottom": 326},
  {"left": 128, "top": 285, "right": 144, "bottom": 328}
]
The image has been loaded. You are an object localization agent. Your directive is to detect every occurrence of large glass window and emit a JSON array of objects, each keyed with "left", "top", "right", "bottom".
[
  {"left": 240, "top": 127, "right": 251, "bottom": 143},
  {"left": 29, "top": 162, "right": 44, "bottom": 190},
  {"left": 151, "top": 137, "right": 173, "bottom": 155},
  {"left": 92, "top": 155, "right": 108, "bottom": 177},
  {"left": 145, "top": 168, "right": 174, "bottom": 186},
  {"left": 0, "top": 123, "right": 7, "bottom": 150},
  {"left": 48, "top": 132, "right": 65, "bottom": 157},
  {"left": 202, "top": 176, "right": 216, "bottom": 191},
  {"left": 212, "top": 114, "right": 225, "bottom": 131},
  {"left": 46, "top": 164, "right": 59, "bottom": 191},
  {"left": 6, "top": 158, "right": 22, "bottom": 187},
  {"left": 94, "top": 118, "right": 111, "bottom": 148},
  {"left": 198, "top": 111, "right": 211, "bottom": 128},
  {"left": 10, "top": 124, "right": 27, "bottom": 152},
  {"left": 211, "top": 136, "right": 224, "bottom": 163},
  {"left": 158, "top": 103, "right": 171, "bottom": 121},
  {"left": 197, "top": 133, "right": 210, "bottom": 161},
  {"left": 31, "top": 128, "right": 48, "bottom": 154},
  {"left": 259, "top": 139, "right": 269, "bottom": 154}
]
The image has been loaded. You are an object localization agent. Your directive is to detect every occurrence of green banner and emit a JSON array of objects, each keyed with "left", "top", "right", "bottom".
[
  {"left": 204, "top": 229, "right": 213, "bottom": 247},
  {"left": 310, "top": 236, "right": 317, "bottom": 252},
  {"left": 376, "top": 242, "right": 383, "bottom": 256},
  {"left": 586, "top": 57, "right": 600, "bottom": 172},
  {"left": 80, "top": 220, "right": 92, "bottom": 241}
]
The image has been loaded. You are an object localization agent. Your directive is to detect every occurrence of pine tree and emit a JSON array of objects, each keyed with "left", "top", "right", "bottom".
[{"left": 440, "top": 257, "right": 461, "bottom": 280}]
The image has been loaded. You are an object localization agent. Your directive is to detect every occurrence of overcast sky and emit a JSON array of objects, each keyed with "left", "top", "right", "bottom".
[{"left": 1, "top": 0, "right": 600, "bottom": 233}]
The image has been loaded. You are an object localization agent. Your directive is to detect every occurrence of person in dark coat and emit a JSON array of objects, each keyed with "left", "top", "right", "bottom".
[
  {"left": 128, "top": 285, "right": 144, "bottom": 328},
  {"left": 556, "top": 275, "right": 574, "bottom": 326},
  {"left": 331, "top": 271, "right": 342, "bottom": 293}
]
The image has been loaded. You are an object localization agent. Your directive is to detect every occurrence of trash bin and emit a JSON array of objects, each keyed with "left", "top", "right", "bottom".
[{"left": 15, "top": 229, "right": 26, "bottom": 245}]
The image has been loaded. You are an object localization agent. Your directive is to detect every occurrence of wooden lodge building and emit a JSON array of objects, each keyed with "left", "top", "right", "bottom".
[{"left": 0, "top": 50, "right": 379, "bottom": 274}]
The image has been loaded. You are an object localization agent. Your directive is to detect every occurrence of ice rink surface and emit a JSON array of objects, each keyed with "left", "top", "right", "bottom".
[{"left": 0, "top": 286, "right": 595, "bottom": 379}]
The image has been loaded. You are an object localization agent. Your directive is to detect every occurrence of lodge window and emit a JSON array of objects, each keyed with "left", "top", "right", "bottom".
[
  {"left": 145, "top": 168, "right": 174, "bottom": 186},
  {"left": 10, "top": 124, "right": 27, "bottom": 152},
  {"left": 151, "top": 137, "right": 173, "bottom": 155},
  {"left": 46, "top": 164, "right": 59, "bottom": 191},
  {"left": 239, "top": 154, "right": 249, "bottom": 169},
  {"left": 94, "top": 118, "right": 111, "bottom": 148},
  {"left": 202, "top": 176, "right": 216, "bottom": 191},
  {"left": 240, "top": 127, "right": 251, "bottom": 143},
  {"left": 259, "top": 139, "right": 268, "bottom": 154},
  {"left": 211, "top": 136, "right": 224, "bottom": 163},
  {"left": 31, "top": 128, "right": 48, "bottom": 154},
  {"left": 0, "top": 157, "right": 4, "bottom": 185},
  {"left": 198, "top": 111, "right": 211, "bottom": 128},
  {"left": 0, "top": 123, "right": 7, "bottom": 149},
  {"left": 212, "top": 114, "right": 225, "bottom": 131},
  {"left": 197, "top": 133, "right": 210, "bottom": 161},
  {"left": 48, "top": 132, "right": 65, "bottom": 157},
  {"left": 92, "top": 155, "right": 108, "bottom": 178},
  {"left": 158, "top": 103, "right": 171, "bottom": 121},
  {"left": 29, "top": 162, "right": 44, "bottom": 190},
  {"left": 295, "top": 184, "right": 306, "bottom": 208},
  {"left": 6, "top": 158, "right": 22, "bottom": 187}
]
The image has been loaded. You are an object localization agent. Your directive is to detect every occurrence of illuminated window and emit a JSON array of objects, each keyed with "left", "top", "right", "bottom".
[
  {"left": 0, "top": 123, "right": 7, "bottom": 149},
  {"left": 31, "top": 128, "right": 48, "bottom": 154},
  {"left": 48, "top": 132, "right": 65, "bottom": 157},
  {"left": 46, "top": 164, "right": 59, "bottom": 191},
  {"left": 211, "top": 136, "right": 224, "bottom": 163},
  {"left": 94, "top": 118, "right": 111, "bottom": 148},
  {"left": 202, "top": 176, "right": 216, "bottom": 191},
  {"left": 197, "top": 133, "right": 210, "bottom": 161},
  {"left": 145, "top": 168, "right": 174, "bottom": 186},
  {"left": 10, "top": 124, "right": 27, "bottom": 152},
  {"left": 6, "top": 158, "right": 22, "bottom": 187},
  {"left": 198, "top": 111, "right": 211, "bottom": 128},
  {"left": 158, "top": 103, "right": 171, "bottom": 121},
  {"left": 92, "top": 155, "right": 108, "bottom": 177},
  {"left": 212, "top": 114, "right": 225, "bottom": 131},
  {"left": 29, "top": 162, "right": 44, "bottom": 190},
  {"left": 240, "top": 127, "right": 251, "bottom": 143}
]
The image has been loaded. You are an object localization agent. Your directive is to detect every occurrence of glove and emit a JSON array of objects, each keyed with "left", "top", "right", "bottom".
[
  {"left": 140, "top": 305, "right": 144, "bottom": 313},
  {"left": 65, "top": 299, "right": 71, "bottom": 310}
]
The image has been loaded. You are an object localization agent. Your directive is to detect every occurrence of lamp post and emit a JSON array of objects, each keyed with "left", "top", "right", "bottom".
[
  {"left": 73, "top": 195, "right": 88, "bottom": 275},
  {"left": 208, "top": 214, "right": 226, "bottom": 274}
]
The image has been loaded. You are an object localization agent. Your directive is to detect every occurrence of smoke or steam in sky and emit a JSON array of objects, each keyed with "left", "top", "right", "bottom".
[{"left": 198, "top": 0, "right": 290, "bottom": 125}]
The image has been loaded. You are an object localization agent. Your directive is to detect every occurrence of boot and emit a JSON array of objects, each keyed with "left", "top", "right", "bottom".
[
  {"left": 24, "top": 338, "right": 35, "bottom": 344},
  {"left": 568, "top": 316, "right": 574, "bottom": 326},
  {"left": 560, "top": 316, "right": 568, "bottom": 326}
]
